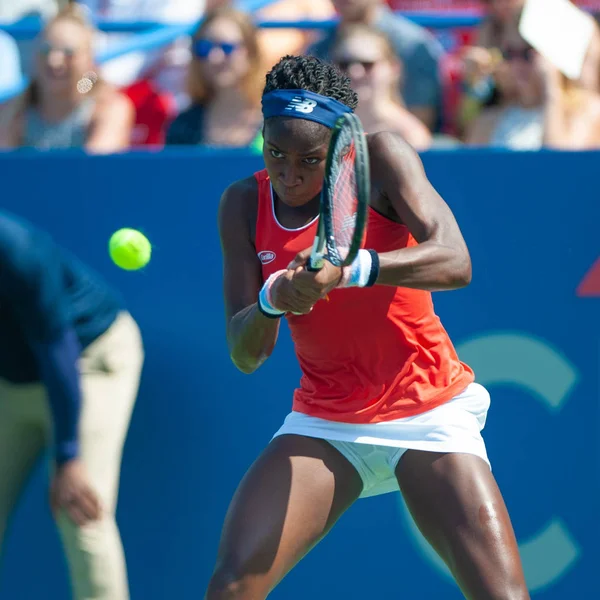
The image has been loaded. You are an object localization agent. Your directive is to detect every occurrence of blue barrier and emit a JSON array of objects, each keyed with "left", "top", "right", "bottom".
[{"left": 0, "top": 148, "right": 597, "bottom": 599}]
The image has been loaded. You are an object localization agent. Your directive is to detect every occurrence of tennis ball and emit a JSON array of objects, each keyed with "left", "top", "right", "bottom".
[{"left": 108, "top": 228, "right": 151, "bottom": 271}]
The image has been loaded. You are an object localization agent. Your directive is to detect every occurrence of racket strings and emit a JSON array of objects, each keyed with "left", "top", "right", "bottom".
[{"left": 331, "top": 143, "right": 359, "bottom": 261}]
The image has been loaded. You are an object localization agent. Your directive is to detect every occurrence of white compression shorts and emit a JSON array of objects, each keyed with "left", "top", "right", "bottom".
[{"left": 272, "top": 382, "right": 491, "bottom": 498}]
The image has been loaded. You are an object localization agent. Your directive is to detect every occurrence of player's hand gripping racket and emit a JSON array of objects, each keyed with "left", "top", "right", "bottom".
[{"left": 308, "top": 112, "right": 370, "bottom": 272}]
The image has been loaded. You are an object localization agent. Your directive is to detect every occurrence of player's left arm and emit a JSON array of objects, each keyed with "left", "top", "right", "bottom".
[{"left": 370, "top": 131, "right": 472, "bottom": 291}]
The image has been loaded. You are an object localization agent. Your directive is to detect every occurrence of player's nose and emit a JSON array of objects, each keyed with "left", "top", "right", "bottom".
[{"left": 279, "top": 166, "right": 302, "bottom": 187}]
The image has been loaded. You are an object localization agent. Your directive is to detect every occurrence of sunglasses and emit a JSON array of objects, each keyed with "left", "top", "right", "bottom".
[
  {"left": 502, "top": 47, "right": 535, "bottom": 62},
  {"left": 192, "top": 39, "right": 240, "bottom": 59},
  {"left": 336, "top": 60, "right": 377, "bottom": 73},
  {"left": 39, "top": 41, "right": 77, "bottom": 58}
]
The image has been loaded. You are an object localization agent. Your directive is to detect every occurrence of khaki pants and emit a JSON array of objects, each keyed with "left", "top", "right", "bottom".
[{"left": 0, "top": 311, "right": 143, "bottom": 600}]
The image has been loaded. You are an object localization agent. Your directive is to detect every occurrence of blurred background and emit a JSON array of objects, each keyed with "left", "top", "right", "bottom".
[{"left": 0, "top": 0, "right": 598, "bottom": 598}]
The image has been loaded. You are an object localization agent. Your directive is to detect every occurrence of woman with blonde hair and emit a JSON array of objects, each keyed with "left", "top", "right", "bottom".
[
  {"left": 0, "top": 4, "right": 133, "bottom": 152},
  {"left": 166, "top": 7, "right": 264, "bottom": 150},
  {"left": 330, "top": 24, "right": 431, "bottom": 151}
]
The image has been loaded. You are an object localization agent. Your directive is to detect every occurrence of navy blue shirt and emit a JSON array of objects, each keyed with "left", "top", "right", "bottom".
[
  {"left": 0, "top": 212, "right": 122, "bottom": 383},
  {"left": 0, "top": 212, "right": 123, "bottom": 464}
]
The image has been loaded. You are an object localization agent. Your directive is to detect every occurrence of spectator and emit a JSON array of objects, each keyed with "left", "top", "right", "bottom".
[
  {"left": 0, "top": 4, "right": 134, "bottom": 152},
  {"left": 0, "top": 210, "right": 144, "bottom": 600},
  {"left": 331, "top": 24, "right": 431, "bottom": 149},
  {"left": 466, "top": 25, "right": 600, "bottom": 149},
  {"left": 458, "top": 0, "right": 524, "bottom": 136},
  {"left": 580, "top": 12, "right": 600, "bottom": 92},
  {"left": 256, "top": 0, "right": 335, "bottom": 72},
  {"left": 477, "top": 0, "right": 524, "bottom": 48},
  {"left": 78, "top": 0, "right": 206, "bottom": 112},
  {"left": 307, "top": 0, "right": 445, "bottom": 131},
  {"left": 0, "top": 30, "right": 22, "bottom": 96},
  {"left": 0, "top": 0, "right": 70, "bottom": 75},
  {"left": 166, "top": 6, "right": 264, "bottom": 150}
]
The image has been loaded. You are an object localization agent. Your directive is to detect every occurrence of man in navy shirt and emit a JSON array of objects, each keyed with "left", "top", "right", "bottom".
[{"left": 0, "top": 211, "right": 143, "bottom": 600}]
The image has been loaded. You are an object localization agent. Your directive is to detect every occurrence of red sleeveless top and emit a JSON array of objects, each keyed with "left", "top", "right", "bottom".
[{"left": 254, "top": 169, "right": 474, "bottom": 424}]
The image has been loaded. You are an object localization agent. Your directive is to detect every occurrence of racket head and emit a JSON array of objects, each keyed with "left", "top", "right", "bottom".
[{"left": 318, "top": 112, "right": 370, "bottom": 268}]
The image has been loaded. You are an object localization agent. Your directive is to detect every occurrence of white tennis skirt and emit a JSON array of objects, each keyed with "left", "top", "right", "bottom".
[{"left": 272, "top": 383, "right": 491, "bottom": 498}]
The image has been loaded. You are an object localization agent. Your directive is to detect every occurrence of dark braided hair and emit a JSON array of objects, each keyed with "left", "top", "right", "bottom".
[{"left": 263, "top": 55, "right": 358, "bottom": 110}]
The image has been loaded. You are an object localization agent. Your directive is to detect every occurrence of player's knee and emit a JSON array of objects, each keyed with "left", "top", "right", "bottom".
[{"left": 205, "top": 563, "right": 255, "bottom": 600}]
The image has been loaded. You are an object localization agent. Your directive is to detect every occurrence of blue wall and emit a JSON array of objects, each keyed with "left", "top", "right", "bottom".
[{"left": 0, "top": 149, "right": 597, "bottom": 599}]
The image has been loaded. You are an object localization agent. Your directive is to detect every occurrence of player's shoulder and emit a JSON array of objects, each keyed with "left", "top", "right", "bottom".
[
  {"left": 219, "top": 175, "right": 259, "bottom": 212},
  {"left": 218, "top": 175, "right": 259, "bottom": 237},
  {"left": 366, "top": 131, "right": 420, "bottom": 165}
]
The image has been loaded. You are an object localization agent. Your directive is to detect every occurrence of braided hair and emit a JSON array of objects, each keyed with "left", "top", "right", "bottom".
[{"left": 263, "top": 55, "right": 358, "bottom": 110}]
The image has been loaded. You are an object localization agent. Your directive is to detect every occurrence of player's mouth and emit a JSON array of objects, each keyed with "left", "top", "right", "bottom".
[{"left": 276, "top": 185, "right": 311, "bottom": 204}]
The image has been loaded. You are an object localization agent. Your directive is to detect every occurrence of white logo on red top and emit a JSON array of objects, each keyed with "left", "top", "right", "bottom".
[{"left": 258, "top": 251, "right": 276, "bottom": 264}]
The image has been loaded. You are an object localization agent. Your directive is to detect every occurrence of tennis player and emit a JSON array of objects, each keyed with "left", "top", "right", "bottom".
[
  {"left": 0, "top": 211, "right": 143, "bottom": 599},
  {"left": 208, "top": 55, "right": 529, "bottom": 600}
]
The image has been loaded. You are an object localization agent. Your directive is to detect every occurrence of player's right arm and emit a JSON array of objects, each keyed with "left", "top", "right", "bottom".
[{"left": 218, "top": 179, "right": 281, "bottom": 374}]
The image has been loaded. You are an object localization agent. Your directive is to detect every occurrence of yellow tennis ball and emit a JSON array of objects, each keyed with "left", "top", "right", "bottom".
[{"left": 108, "top": 228, "right": 151, "bottom": 271}]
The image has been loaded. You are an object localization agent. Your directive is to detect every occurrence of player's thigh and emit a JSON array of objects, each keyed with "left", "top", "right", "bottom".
[
  {"left": 210, "top": 434, "right": 363, "bottom": 593},
  {"left": 396, "top": 451, "right": 529, "bottom": 600}
]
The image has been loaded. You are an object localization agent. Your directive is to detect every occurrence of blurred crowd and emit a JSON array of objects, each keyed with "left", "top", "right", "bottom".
[{"left": 1, "top": 0, "right": 600, "bottom": 152}]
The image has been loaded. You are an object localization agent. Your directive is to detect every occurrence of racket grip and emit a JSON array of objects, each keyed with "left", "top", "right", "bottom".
[{"left": 307, "top": 252, "right": 324, "bottom": 272}]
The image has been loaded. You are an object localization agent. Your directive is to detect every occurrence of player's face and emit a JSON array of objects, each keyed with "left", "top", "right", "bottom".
[
  {"left": 36, "top": 20, "right": 93, "bottom": 95},
  {"left": 194, "top": 17, "right": 249, "bottom": 90},
  {"left": 263, "top": 118, "right": 331, "bottom": 207},
  {"left": 333, "top": 35, "right": 398, "bottom": 103}
]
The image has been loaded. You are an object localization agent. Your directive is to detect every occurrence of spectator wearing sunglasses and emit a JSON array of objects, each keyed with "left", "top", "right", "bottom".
[
  {"left": 307, "top": 0, "right": 444, "bottom": 132},
  {"left": 0, "top": 4, "right": 133, "bottom": 152},
  {"left": 331, "top": 24, "right": 431, "bottom": 150},
  {"left": 165, "top": 7, "right": 264, "bottom": 150},
  {"left": 466, "top": 25, "right": 600, "bottom": 149},
  {"left": 78, "top": 0, "right": 206, "bottom": 113}
]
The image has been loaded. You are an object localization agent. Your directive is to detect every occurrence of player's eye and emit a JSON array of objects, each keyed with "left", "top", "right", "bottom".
[
  {"left": 269, "top": 149, "right": 284, "bottom": 159},
  {"left": 303, "top": 157, "right": 320, "bottom": 165}
]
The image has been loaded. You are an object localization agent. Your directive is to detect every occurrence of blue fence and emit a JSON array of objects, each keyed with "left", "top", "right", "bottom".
[{"left": 0, "top": 149, "right": 598, "bottom": 599}]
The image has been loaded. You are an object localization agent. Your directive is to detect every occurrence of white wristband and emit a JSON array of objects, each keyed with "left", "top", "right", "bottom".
[
  {"left": 338, "top": 250, "right": 379, "bottom": 288},
  {"left": 258, "top": 270, "right": 286, "bottom": 318}
]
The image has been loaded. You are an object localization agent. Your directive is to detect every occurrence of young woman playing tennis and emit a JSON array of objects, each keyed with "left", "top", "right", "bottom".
[{"left": 209, "top": 55, "right": 530, "bottom": 600}]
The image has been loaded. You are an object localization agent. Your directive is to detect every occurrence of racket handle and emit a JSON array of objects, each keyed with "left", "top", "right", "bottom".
[
  {"left": 307, "top": 258, "right": 323, "bottom": 272},
  {"left": 308, "top": 234, "right": 324, "bottom": 271}
]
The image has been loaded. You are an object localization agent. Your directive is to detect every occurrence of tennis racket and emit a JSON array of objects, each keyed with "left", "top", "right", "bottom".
[{"left": 308, "top": 112, "right": 370, "bottom": 271}]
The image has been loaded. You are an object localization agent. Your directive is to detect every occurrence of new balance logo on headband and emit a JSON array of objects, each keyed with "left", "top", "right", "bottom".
[{"left": 284, "top": 97, "right": 317, "bottom": 114}]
